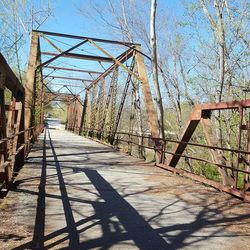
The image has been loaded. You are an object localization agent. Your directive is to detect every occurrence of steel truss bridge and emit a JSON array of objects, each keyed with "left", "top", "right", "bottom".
[{"left": 0, "top": 30, "right": 250, "bottom": 249}]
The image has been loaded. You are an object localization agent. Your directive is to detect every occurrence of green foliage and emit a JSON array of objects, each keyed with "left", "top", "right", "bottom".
[
  {"left": 4, "top": 88, "right": 12, "bottom": 102},
  {"left": 237, "top": 173, "right": 245, "bottom": 189},
  {"left": 145, "top": 150, "right": 155, "bottom": 162},
  {"left": 200, "top": 164, "right": 221, "bottom": 182},
  {"left": 44, "top": 103, "right": 67, "bottom": 123},
  {"left": 176, "top": 21, "right": 188, "bottom": 28}
]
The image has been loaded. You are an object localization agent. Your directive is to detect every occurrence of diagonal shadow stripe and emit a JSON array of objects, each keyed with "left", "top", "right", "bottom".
[{"left": 83, "top": 168, "right": 169, "bottom": 250}]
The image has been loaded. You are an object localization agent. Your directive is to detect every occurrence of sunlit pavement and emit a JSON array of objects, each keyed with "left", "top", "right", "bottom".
[{"left": 1, "top": 129, "right": 250, "bottom": 250}]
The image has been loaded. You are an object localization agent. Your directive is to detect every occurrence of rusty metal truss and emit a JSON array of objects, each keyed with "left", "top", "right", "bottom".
[
  {"left": 0, "top": 53, "right": 43, "bottom": 188},
  {"left": 25, "top": 30, "right": 159, "bottom": 147},
  {"left": 0, "top": 29, "right": 249, "bottom": 203}
]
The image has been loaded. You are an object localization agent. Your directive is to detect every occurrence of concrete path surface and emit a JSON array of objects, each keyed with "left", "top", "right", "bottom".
[{"left": 0, "top": 129, "right": 250, "bottom": 250}]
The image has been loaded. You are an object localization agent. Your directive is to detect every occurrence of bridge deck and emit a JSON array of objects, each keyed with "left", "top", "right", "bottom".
[{"left": 0, "top": 129, "right": 250, "bottom": 249}]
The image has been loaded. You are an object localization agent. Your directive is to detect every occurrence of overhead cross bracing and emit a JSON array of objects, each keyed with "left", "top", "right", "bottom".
[
  {"left": 31, "top": 29, "right": 160, "bottom": 148},
  {"left": 44, "top": 66, "right": 102, "bottom": 74},
  {"left": 36, "top": 30, "right": 140, "bottom": 100}
]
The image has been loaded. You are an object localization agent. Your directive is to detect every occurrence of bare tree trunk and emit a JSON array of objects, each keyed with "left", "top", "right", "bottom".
[
  {"left": 178, "top": 54, "right": 194, "bottom": 107},
  {"left": 150, "top": 0, "right": 165, "bottom": 141},
  {"left": 159, "top": 65, "right": 182, "bottom": 131},
  {"left": 200, "top": 0, "right": 226, "bottom": 146},
  {"left": 14, "top": 34, "right": 23, "bottom": 84},
  {"left": 215, "top": 0, "right": 226, "bottom": 146}
]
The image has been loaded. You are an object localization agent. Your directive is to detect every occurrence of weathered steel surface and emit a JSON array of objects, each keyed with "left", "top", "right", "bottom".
[
  {"left": 44, "top": 92, "right": 80, "bottom": 104},
  {"left": 135, "top": 47, "right": 159, "bottom": 140},
  {"left": 89, "top": 85, "right": 97, "bottom": 136},
  {"left": 34, "top": 29, "right": 140, "bottom": 46},
  {"left": 86, "top": 48, "right": 134, "bottom": 90},
  {"left": 196, "top": 99, "right": 250, "bottom": 110},
  {"left": 44, "top": 66, "right": 102, "bottom": 74},
  {"left": 41, "top": 51, "right": 113, "bottom": 64},
  {"left": 167, "top": 119, "right": 200, "bottom": 167},
  {"left": 167, "top": 100, "right": 250, "bottom": 170},
  {"left": 0, "top": 53, "right": 25, "bottom": 186},
  {"left": 0, "top": 54, "right": 24, "bottom": 93},
  {"left": 108, "top": 68, "right": 118, "bottom": 140},
  {"left": 79, "top": 90, "right": 89, "bottom": 134},
  {"left": 44, "top": 75, "right": 92, "bottom": 82},
  {"left": 25, "top": 32, "right": 39, "bottom": 137},
  {"left": 21, "top": 30, "right": 250, "bottom": 204}
]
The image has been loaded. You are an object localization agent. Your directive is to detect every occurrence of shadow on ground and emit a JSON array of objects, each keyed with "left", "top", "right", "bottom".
[{"left": 3, "top": 129, "right": 250, "bottom": 250}]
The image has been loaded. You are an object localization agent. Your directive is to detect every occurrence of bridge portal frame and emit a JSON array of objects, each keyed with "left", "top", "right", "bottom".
[{"left": 26, "top": 30, "right": 162, "bottom": 162}]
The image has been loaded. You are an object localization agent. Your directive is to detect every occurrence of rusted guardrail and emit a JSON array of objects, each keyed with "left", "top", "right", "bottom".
[
  {"left": 0, "top": 125, "right": 44, "bottom": 189},
  {"left": 67, "top": 126, "right": 250, "bottom": 202}
]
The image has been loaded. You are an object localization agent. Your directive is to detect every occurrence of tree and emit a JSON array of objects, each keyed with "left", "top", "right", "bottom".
[
  {"left": 0, "top": 0, "right": 52, "bottom": 83},
  {"left": 150, "top": 0, "right": 165, "bottom": 141}
]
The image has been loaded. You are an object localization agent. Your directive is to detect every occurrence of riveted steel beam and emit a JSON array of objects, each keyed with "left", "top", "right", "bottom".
[
  {"left": 44, "top": 66, "right": 102, "bottom": 75},
  {"left": 41, "top": 52, "right": 114, "bottom": 63},
  {"left": 44, "top": 75, "right": 92, "bottom": 82},
  {"left": 34, "top": 30, "right": 140, "bottom": 46},
  {"left": 86, "top": 48, "right": 134, "bottom": 90},
  {"left": 38, "top": 40, "right": 88, "bottom": 68}
]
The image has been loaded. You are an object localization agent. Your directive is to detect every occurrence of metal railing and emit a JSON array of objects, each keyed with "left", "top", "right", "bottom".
[
  {"left": 0, "top": 125, "right": 44, "bottom": 188},
  {"left": 67, "top": 126, "right": 250, "bottom": 201}
]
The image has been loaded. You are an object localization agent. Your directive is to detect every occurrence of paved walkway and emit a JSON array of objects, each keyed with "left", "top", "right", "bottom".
[{"left": 0, "top": 129, "right": 250, "bottom": 250}]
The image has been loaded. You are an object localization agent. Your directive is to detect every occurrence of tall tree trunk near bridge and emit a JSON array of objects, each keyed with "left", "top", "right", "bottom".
[
  {"left": 150, "top": 0, "right": 165, "bottom": 142},
  {"left": 215, "top": 0, "right": 226, "bottom": 147},
  {"left": 199, "top": 0, "right": 232, "bottom": 182},
  {"left": 200, "top": 0, "right": 226, "bottom": 146}
]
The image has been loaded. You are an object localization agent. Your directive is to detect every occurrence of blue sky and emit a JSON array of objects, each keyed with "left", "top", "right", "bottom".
[
  {"left": 41, "top": 1, "right": 93, "bottom": 36},
  {"left": 26, "top": 0, "right": 187, "bottom": 98},
  {"left": 35, "top": 0, "right": 185, "bottom": 67},
  {"left": 13, "top": 0, "right": 187, "bottom": 72},
  {"left": 40, "top": 0, "right": 184, "bottom": 41},
  {"left": 6, "top": 0, "right": 188, "bottom": 99}
]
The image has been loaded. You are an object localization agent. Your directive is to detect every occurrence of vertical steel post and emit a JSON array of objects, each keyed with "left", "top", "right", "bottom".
[
  {"left": 245, "top": 116, "right": 250, "bottom": 186},
  {"left": 108, "top": 68, "right": 118, "bottom": 144},
  {"left": 135, "top": 46, "right": 161, "bottom": 162},
  {"left": 89, "top": 85, "right": 97, "bottom": 137},
  {"left": 25, "top": 32, "right": 39, "bottom": 152},
  {"left": 96, "top": 78, "right": 105, "bottom": 139},
  {"left": 128, "top": 90, "right": 135, "bottom": 155},
  {"left": 79, "top": 90, "right": 89, "bottom": 135},
  {"left": 236, "top": 106, "right": 244, "bottom": 188},
  {"left": 0, "top": 88, "right": 7, "bottom": 169},
  {"left": 99, "top": 69, "right": 118, "bottom": 140}
]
